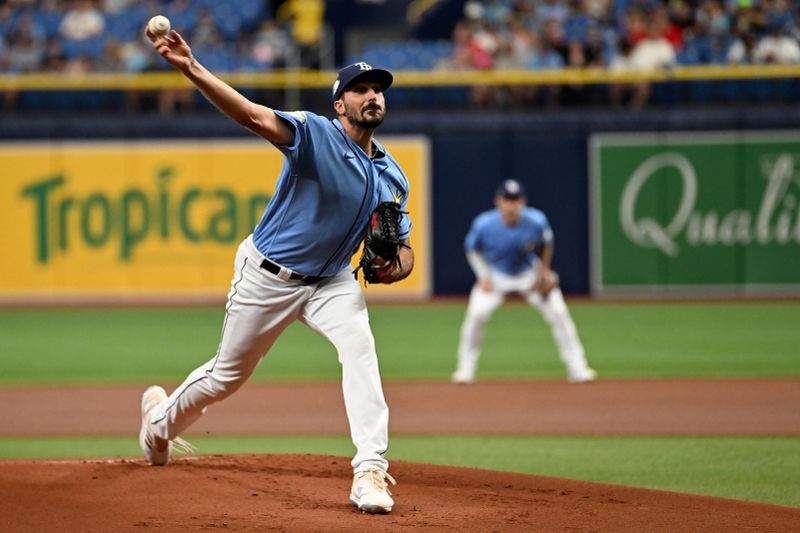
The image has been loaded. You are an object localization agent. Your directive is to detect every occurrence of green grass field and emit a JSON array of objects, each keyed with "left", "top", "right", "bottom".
[
  {"left": 1, "top": 302, "right": 798, "bottom": 507},
  {"left": 1, "top": 301, "right": 798, "bottom": 383}
]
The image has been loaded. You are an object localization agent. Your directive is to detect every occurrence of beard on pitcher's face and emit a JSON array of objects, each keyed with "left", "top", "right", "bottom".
[
  {"left": 339, "top": 82, "right": 386, "bottom": 129},
  {"left": 345, "top": 100, "right": 385, "bottom": 128}
]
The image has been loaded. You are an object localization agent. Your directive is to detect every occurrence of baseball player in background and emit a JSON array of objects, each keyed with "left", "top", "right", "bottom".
[
  {"left": 139, "top": 26, "right": 414, "bottom": 515},
  {"left": 452, "top": 179, "right": 596, "bottom": 384}
]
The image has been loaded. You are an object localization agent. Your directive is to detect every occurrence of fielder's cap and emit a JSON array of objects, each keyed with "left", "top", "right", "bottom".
[
  {"left": 332, "top": 62, "right": 393, "bottom": 101},
  {"left": 496, "top": 179, "right": 527, "bottom": 199}
]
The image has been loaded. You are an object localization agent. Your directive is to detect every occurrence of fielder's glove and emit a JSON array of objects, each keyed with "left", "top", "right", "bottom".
[
  {"left": 353, "top": 201, "right": 409, "bottom": 285},
  {"left": 534, "top": 269, "right": 560, "bottom": 299}
]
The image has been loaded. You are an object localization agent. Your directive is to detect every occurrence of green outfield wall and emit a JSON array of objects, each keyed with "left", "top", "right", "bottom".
[{"left": 590, "top": 132, "right": 800, "bottom": 296}]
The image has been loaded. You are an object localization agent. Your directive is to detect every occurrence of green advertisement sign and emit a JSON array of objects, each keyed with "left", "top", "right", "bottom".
[{"left": 590, "top": 132, "right": 800, "bottom": 295}]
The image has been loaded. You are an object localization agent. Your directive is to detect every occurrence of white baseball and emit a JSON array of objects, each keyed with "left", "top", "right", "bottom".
[{"left": 148, "top": 15, "right": 171, "bottom": 38}]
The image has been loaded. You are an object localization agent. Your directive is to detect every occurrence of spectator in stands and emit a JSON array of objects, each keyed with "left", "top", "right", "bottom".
[
  {"left": 0, "top": 4, "right": 17, "bottom": 38},
  {"left": 577, "top": 24, "right": 608, "bottom": 67},
  {"left": 63, "top": 54, "right": 93, "bottom": 74},
  {"left": 0, "top": 28, "right": 11, "bottom": 112},
  {"left": 442, "top": 19, "right": 496, "bottom": 70},
  {"left": 276, "top": 0, "right": 325, "bottom": 68},
  {"left": 540, "top": 18, "right": 570, "bottom": 64},
  {"left": 726, "top": 30, "right": 758, "bottom": 63},
  {"left": 668, "top": 0, "right": 696, "bottom": 33},
  {"left": 763, "top": 0, "right": 794, "bottom": 29},
  {"left": 538, "top": 0, "right": 570, "bottom": 25},
  {"left": 618, "top": 16, "right": 677, "bottom": 108},
  {"left": 697, "top": 0, "right": 730, "bottom": 38},
  {"left": 623, "top": 7, "right": 649, "bottom": 46},
  {"left": 608, "top": 37, "right": 640, "bottom": 108},
  {"left": 753, "top": 23, "right": 800, "bottom": 63},
  {"left": 584, "top": 0, "right": 613, "bottom": 23},
  {"left": 41, "top": 38, "right": 68, "bottom": 71},
  {"left": 731, "top": 3, "right": 769, "bottom": 37},
  {"left": 508, "top": 0, "right": 538, "bottom": 30},
  {"left": 490, "top": 24, "right": 555, "bottom": 106},
  {"left": 438, "top": 15, "right": 498, "bottom": 107},
  {"left": 652, "top": 4, "right": 684, "bottom": 51},
  {"left": 460, "top": 1, "right": 502, "bottom": 66},
  {"left": 7, "top": 14, "right": 46, "bottom": 72},
  {"left": 248, "top": 19, "right": 294, "bottom": 70},
  {"left": 630, "top": 18, "right": 677, "bottom": 71},
  {"left": 191, "top": 8, "right": 224, "bottom": 50},
  {"left": 0, "top": 36, "right": 8, "bottom": 71},
  {"left": 60, "top": 0, "right": 105, "bottom": 42},
  {"left": 104, "top": 0, "right": 137, "bottom": 15},
  {"left": 520, "top": 27, "right": 564, "bottom": 106},
  {"left": 462, "top": 0, "right": 485, "bottom": 28},
  {"left": 564, "top": 0, "right": 595, "bottom": 46},
  {"left": 96, "top": 36, "right": 123, "bottom": 72},
  {"left": 3, "top": 0, "right": 800, "bottom": 112},
  {"left": 483, "top": 0, "right": 513, "bottom": 26},
  {"left": 563, "top": 23, "right": 608, "bottom": 105},
  {"left": 119, "top": 40, "right": 152, "bottom": 72},
  {"left": 786, "top": 10, "right": 800, "bottom": 45}
]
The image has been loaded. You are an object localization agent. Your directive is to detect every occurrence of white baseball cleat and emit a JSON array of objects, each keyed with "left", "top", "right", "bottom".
[
  {"left": 567, "top": 366, "right": 597, "bottom": 384},
  {"left": 350, "top": 469, "right": 396, "bottom": 514},
  {"left": 139, "top": 385, "right": 193, "bottom": 466},
  {"left": 451, "top": 369, "right": 475, "bottom": 384}
]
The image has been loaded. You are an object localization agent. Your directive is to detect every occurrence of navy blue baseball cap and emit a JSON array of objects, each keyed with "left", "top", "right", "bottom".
[
  {"left": 332, "top": 62, "right": 393, "bottom": 101},
  {"left": 496, "top": 179, "right": 527, "bottom": 199}
]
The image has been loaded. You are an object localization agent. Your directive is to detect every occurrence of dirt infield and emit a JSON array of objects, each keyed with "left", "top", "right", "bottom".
[
  {"left": 1, "top": 379, "right": 799, "bottom": 531},
  {"left": 2, "top": 454, "right": 798, "bottom": 532},
  {"left": 1, "top": 378, "right": 798, "bottom": 436}
]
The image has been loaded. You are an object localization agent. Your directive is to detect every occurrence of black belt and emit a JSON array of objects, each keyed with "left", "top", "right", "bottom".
[{"left": 260, "top": 258, "right": 323, "bottom": 284}]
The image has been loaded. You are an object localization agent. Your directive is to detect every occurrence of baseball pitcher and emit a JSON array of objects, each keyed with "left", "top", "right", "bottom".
[
  {"left": 139, "top": 26, "right": 413, "bottom": 515},
  {"left": 452, "top": 179, "right": 596, "bottom": 384}
]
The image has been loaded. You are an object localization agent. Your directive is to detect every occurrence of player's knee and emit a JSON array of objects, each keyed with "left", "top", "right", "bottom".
[
  {"left": 205, "top": 370, "right": 246, "bottom": 399},
  {"left": 336, "top": 327, "right": 376, "bottom": 361},
  {"left": 539, "top": 310, "right": 559, "bottom": 326},
  {"left": 467, "top": 310, "right": 491, "bottom": 324},
  {"left": 350, "top": 335, "right": 377, "bottom": 358}
]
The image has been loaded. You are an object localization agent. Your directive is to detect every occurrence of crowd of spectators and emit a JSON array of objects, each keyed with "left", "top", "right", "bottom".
[
  {"left": 0, "top": 0, "right": 327, "bottom": 75},
  {"left": 2, "top": 0, "right": 799, "bottom": 111},
  {"left": 0, "top": 0, "right": 328, "bottom": 111},
  {"left": 439, "top": 0, "right": 800, "bottom": 108}
]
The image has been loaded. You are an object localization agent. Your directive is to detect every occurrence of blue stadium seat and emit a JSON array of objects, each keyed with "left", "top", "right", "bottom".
[
  {"left": 350, "top": 40, "right": 454, "bottom": 70},
  {"left": 194, "top": 45, "right": 237, "bottom": 72},
  {"left": 106, "top": 9, "right": 146, "bottom": 42},
  {"left": 237, "top": 0, "right": 270, "bottom": 31},
  {"left": 164, "top": 4, "right": 200, "bottom": 35},
  {"left": 210, "top": 3, "right": 243, "bottom": 40},
  {"left": 62, "top": 35, "right": 105, "bottom": 60}
]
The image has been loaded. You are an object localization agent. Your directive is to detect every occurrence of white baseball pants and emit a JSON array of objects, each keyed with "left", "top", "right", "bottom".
[
  {"left": 149, "top": 236, "right": 389, "bottom": 473},
  {"left": 456, "top": 269, "right": 590, "bottom": 379}
]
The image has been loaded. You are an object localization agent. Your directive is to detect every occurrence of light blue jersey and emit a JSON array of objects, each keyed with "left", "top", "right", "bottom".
[
  {"left": 252, "top": 111, "right": 412, "bottom": 278},
  {"left": 465, "top": 207, "right": 553, "bottom": 275}
]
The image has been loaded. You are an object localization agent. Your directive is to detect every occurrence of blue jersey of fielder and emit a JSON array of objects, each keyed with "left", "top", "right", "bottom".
[
  {"left": 465, "top": 207, "right": 553, "bottom": 275},
  {"left": 252, "top": 111, "right": 412, "bottom": 278}
]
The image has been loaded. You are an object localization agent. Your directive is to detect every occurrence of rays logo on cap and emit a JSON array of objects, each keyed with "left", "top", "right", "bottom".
[
  {"left": 333, "top": 63, "right": 372, "bottom": 95},
  {"left": 496, "top": 179, "right": 526, "bottom": 199},
  {"left": 332, "top": 62, "right": 393, "bottom": 102},
  {"left": 504, "top": 180, "right": 521, "bottom": 195}
]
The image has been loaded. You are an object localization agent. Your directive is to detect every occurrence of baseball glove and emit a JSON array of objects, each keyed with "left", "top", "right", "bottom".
[
  {"left": 534, "top": 269, "right": 560, "bottom": 299},
  {"left": 353, "top": 201, "right": 409, "bottom": 285}
]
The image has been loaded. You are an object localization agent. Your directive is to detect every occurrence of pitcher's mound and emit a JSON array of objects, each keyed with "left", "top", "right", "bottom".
[{"left": 1, "top": 454, "right": 796, "bottom": 532}]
